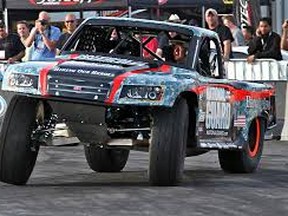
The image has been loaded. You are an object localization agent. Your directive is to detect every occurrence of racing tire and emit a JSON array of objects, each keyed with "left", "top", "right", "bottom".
[
  {"left": 84, "top": 145, "right": 129, "bottom": 172},
  {"left": 0, "top": 96, "right": 41, "bottom": 185},
  {"left": 218, "top": 118, "right": 265, "bottom": 173},
  {"left": 149, "top": 98, "right": 188, "bottom": 186}
]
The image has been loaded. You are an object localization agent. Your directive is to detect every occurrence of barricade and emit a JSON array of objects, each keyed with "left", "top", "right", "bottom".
[{"left": 224, "top": 59, "right": 288, "bottom": 141}]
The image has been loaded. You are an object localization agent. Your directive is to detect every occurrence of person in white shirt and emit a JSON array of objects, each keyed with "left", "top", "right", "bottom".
[{"left": 17, "top": 20, "right": 33, "bottom": 61}]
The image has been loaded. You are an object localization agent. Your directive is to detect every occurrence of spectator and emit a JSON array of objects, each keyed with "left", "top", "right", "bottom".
[
  {"left": 25, "top": 11, "right": 61, "bottom": 60},
  {"left": 281, "top": 19, "right": 288, "bottom": 50},
  {"left": 17, "top": 20, "right": 33, "bottom": 61},
  {"left": 56, "top": 13, "right": 77, "bottom": 52},
  {"left": 205, "top": 8, "right": 234, "bottom": 60},
  {"left": 247, "top": 17, "right": 282, "bottom": 63},
  {"left": 222, "top": 15, "right": 245, "bottom": 46},
  {"left": 0, "top": 20, "right": 25, "bottom": 63},
  {"left": 242, "top": 25, "right": 254, "bottom": 45},
  {"left": 156, "top": 14, "right": 186, "bottom": 58},
  {"left": 188, "top": 18, "right": 200, "bottom": 27}
]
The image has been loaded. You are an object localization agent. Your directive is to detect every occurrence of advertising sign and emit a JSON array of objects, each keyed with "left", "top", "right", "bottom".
[{"left": 6, "top": 0, "right": 127, "bottom": 10}]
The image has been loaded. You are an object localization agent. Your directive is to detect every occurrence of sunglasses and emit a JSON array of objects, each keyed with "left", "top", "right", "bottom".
[{"left": 65, "top": 20, "right": 75, "bottom": 23}]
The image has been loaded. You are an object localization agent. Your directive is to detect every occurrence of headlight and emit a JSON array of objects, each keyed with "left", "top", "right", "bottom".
[
  {"left": 9, "top": 73, "right": 38, "bottom": 88},
  {"left": 120, "top": 85, "right": 164, "bottom": 101}
]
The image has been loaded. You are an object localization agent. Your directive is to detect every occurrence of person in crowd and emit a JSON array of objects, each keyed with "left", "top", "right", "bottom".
[
  {"left": 0, "top": 20, "right": 25, "bottom": 63},
  {"left": 156, "top": 14, "right": 186, "bottom": 58},
  {"left": 188, "top": 18, "right": 200, "bottom": 27},
  {"left": 242, "top": 25, "right": 254, "bottom": 45},
  {"left": 222, "top": 15, "right": 245, "bottom": 46},
  {"left": 281, "top": 19, "right": 288, "bottom": 50},
  {"left": 205, "top": 8, "right": 234, "bottom": 60},
  {"left": 56, "top": 13, "right": 77, "bottom": 52},
  {"left": 17, "top": 20, "right": 33, "bottom": 61},
  {"left": 25, "top": 11, "right": 61, "bottom": 60},
  {"left": 247, "top": 17, "right": 282, "bottom": 63}
]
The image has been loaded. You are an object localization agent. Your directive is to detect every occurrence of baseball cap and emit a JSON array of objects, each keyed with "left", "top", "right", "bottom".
[{"left": 205, "top": 8, "right": 218, "bottom": 17}]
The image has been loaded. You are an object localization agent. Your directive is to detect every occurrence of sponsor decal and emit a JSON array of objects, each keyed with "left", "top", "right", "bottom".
[
  {"left": 53, "top": 66, "right": 116, "bottom": 78},
  {"left": 205, "top": 101, "right": 231, "bottom": 130},
  {"left": 205, "top": 87, "right": 231, "bottom": 131},
  {"left": 206, "top": 130, "right": 229, "bottom": 136},
  {"left": 76, "top": 55, "right": 146, "bottom": 67},
  {"left": 200, "top": 142, "right": 240, "bottom": 149}
]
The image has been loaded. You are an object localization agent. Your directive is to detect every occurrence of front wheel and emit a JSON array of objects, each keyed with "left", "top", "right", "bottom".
[
  {"left": 218, "top": 118, "right": 265, "bottom": 173},
  {"left": 149, "top": 98, "right": 189, "bottom": 186},
  {"left": 0, "top": 96, "right": 42, "bottom": 185}
]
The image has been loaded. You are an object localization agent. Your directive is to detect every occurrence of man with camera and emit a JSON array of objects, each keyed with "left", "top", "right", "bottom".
[
  {"left": 25, "top": 11, "right": 61, "bottom": 60},
  {"left": 0, "top": 20, "right": 25, "bottom": 63}
]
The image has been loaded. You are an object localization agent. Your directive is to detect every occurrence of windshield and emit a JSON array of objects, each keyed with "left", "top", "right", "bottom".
[{"left": 63, "top": 25, "right": 192, "bottom": 66}]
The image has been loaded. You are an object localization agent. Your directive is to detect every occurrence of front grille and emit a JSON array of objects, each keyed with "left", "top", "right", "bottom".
[{"left": 47, "top": 75, "right": 110, "bottom": 102}]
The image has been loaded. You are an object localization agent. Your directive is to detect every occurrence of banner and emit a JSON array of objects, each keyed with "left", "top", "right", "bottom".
[
  {"left": 6, "top": 0, "right": 127, "bottom": 10},
  {"left": 233, "top": 0, "right": 261, "bottom": 28}
]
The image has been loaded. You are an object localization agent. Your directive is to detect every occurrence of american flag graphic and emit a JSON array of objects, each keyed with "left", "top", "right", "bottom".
[{"left": 234, "top": 115, "right": 246, "bottom": 127}]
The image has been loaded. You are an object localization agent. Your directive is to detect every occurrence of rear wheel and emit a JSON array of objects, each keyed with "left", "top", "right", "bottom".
[
  {"left": 218, "top": 118, "right": 265, "bottom": 173},
  {"left": 0, "top": 96, "right": 42, "bottom": 185},
  {"left": 84, "top": 145, "right": 129, "bottom": 172},
  {"left": 149, "top": 98, "right": 189, "bottom": 186}
]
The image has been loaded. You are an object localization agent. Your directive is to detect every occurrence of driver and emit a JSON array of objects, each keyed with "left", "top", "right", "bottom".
[{"left": 172, "top": 43, "right": 187, "bottom": 63}]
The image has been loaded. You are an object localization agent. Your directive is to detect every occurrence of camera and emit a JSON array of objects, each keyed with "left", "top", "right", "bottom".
[{"left": 39, "top": 20, "right": 48, "bottom": 26}]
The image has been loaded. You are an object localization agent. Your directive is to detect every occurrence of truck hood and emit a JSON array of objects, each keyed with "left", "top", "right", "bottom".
[{"left": 2, "top": 55, "right": 176, "bottom": 103}]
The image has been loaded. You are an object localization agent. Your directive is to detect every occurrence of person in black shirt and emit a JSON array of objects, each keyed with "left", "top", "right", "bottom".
[
  {"left": 205, "top": 8, "right": 234, "bottom": 60},
  {"left": 56, "top": 14, "right": 77, "bottom": 52},
  {"left": 247, "top": 17, "right": 282, "bottom": 63},
  {"left": 0, "top": 21, "right": 25, "bottom": 63}
]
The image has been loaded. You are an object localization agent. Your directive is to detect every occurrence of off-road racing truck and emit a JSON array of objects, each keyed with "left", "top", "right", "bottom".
[{"left": 0, "top": 17, "right": 275, "bottom": 186}]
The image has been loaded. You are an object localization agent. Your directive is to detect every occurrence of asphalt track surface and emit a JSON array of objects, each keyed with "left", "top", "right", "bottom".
[{"left": 0, "top": 141, "right": 288, "bottom": 216}]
